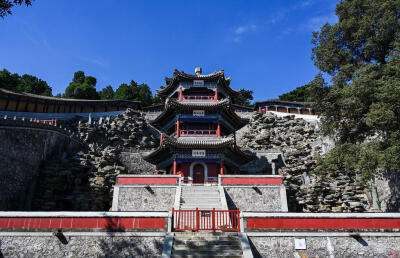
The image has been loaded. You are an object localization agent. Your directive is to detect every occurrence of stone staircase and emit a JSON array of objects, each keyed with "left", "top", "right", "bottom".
[
  {"left": 180, "top": 185, "right": 223, "bottom": 210},
  {"left": 171, "top": 232, "right": 243, "bottom": 257}
]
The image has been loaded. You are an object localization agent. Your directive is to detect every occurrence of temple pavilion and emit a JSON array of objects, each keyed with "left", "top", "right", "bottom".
[{"left": 143, "top": 67, "right": 253, "bottom": 183}]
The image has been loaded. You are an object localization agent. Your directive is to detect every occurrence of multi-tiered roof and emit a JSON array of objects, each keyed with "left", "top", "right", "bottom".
[{"left": 143, "top": 68, "right": 253, "bottom": 179}]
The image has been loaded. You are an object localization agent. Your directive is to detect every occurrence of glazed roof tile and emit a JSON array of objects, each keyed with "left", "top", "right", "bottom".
[
  {"left": 150, "top": 98, "right": 245, "bottom": 127},
  {"left": 142, "top": 133, "right": 254, "bottom": 163},
  {"left": 157, "top": 68, "right": 237, "bottom": 96}
]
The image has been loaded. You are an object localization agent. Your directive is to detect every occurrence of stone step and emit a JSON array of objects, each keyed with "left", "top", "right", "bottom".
[
  {"left": 182, "top": 186, "right": 219, "bottom": 188},
  {"left": 173, "top": 238, "right": 241, "bottom": 243},
  {"left": 182, "top": 196, "right": 220, "bottom": 202},
  {"left": 173, "top": 244, "right": 242, "bottom": 251},
  {"left": 182, "top": 191, "right": 219, "bottom": 194},
  {"left": 181, "top": 199, "right": 221, "bottom": 202},
  {"left": 182, "top": 194, "right": 220, "bottom": 198},
  {"left": 180, "top": 206, "right": 222, "bottom": 210},
  {"left": 171, "top": 250, "right": 243, "bottom": 257}
]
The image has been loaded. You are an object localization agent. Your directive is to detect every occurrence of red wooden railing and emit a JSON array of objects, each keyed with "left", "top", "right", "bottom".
[
  {"left": 182, "top": 96, "right": 216, "bottom": 101},
  {"left": 180, "top": 130, "right": 217, "bottom": 136},
  {"left": 32, "top": 119, "right": 57, "bottom": 126},
  {"left": 181, "top": 178, "right": 193, "bottom": 184},
  {"left": 172, "top": 208, "right": 240, "bottom": 232}
]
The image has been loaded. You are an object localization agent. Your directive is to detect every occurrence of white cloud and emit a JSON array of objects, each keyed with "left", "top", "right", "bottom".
[
  {"left": 305, "top": 13, "right": 337, "bottom": 31},
  {"left": 233, "top": 24, "right": 257, "bottom": 43},
  {"left": 268, "top": 0, "right": 315, "bottom": 24},
  {"left": 235, "top": 24, "right": 257, "bottom": 35}
]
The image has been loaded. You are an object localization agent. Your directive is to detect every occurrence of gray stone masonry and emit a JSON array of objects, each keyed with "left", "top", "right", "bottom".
[
  {"left": 0, "top": 120, "right": 81, "bottom": 211},
  {"left": 119, "top": 152, "right": 156, "bottom": 174},
  {"left": 224, "top": 186, "right": 285, "bottom": 211},
  {"left": 30, "top": 109, "right": 160, "bottom": 211},
  {"left": 0, "top": 235, "right": 164, "bottom": 257},
  {"left": 117, "top": 186, "right": 176, "bottom": 211},
  {"left": 249, "top": 236, "right": 400, "bottom": 258}
]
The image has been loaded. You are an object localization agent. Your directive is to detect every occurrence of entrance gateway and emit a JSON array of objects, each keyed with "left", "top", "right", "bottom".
[
  {"left": 142, "top": 67, "right": 254, "bottom": 182},
  {"left": 193, "top": 164, "right": 205, "bottom": 184}
]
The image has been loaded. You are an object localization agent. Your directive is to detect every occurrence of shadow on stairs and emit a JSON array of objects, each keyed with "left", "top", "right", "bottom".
[{"left": 171, "top": 232, "right": 243, "bottom": 257}]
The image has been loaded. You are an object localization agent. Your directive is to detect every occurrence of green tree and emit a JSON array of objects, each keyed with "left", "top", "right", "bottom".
[
  {"left": 99, "top": 85, "right": 114, "bottom": 100},
  {"left": 0, "top": 69, "right": 19, "bottom": 91},
  {"left": 114, "top": 80, "right": 153, "bottom": 106},
  {"left": 0, "top": 0, "right": 31, "bottom": 18},
  {"left": 114, "top": 83, "right": 133, "bottom": 100},
  {"left": 279, "top": 74, "right": 326, "bottom": 102},
  {"left": 0, "top": 69, "right": 52, "bottom": 96},
  {"left": 65, "top": 71, "right": 99, "bottom": 99},
  {"left": 72, "top": 71, "right": 85, "bottom": 84},
  {"left": 18, "top": 74, "right": 52, "bottom": 96},
  {"left": 233, "top": 89, "right": 254, "bottom": 107},
  {"left": 137, "top": 83, "right": 153, "bottom": 106},
  {"left": 310, "top": 0, "right": 400, "bottom": 185}
]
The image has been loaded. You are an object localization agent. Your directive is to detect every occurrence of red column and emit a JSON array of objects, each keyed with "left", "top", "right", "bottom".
[
  {"left": 220, "top": 160, "right": 224, "bottom": 175},
  {"left": 179, "top": 87, "right": 183, "bottom": 101},
  {"left": 217, "top": 121, "right": 220, "bottom": 137},
  {"left": 214, "top": 88, "right": 218, "bottom": 101},
  {"left": 309, "top": 108, "right": 312, "bottom": 115},
  {"left": 176, "top": 120, "right": 180, "bottom": 137},
  {"left": 258, "top": 107, "right": 262, "bottom": 113},
  {"left": 156, "top": 170, "right": 159, "bottom": 175},
  {"left": 286, "top": 106, "right": 289, "bottom": 113},
  {"left": 173, "top": 159, "right": 177, "bottom": 175},
  {"left": 196, "top": 208, "right": 199, "bottom": 232},
  {"left": 298, "top": 108, "right": 301, "bottom": 114},
  {"left": 275, "top": 105, "right": 278, "bottom": 112},
  {"left": 212, "top": 208, "right": 216, "bottom": 232}
]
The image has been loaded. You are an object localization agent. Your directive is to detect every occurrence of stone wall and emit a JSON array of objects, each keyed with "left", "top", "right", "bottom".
[
  {"left": 224, "top": 186, "right": 286, "bottom": 211},
  {"left": 0, "top": 235, "right": 164, "bottom": 257},
  {"left": 119, "top": 152, "right": 156, "bottom": 174},
  {"left": 249, "top": 235, "right": 400, "bottom": 257},
  {"left": 0, "top": 120, "right": 81, "bottom": 211},
  {"left": 31, "top": 109, "right": 159, "bottom": 211},
  {"left": 116, "top": 186, "right": 176, "bottom": 211}
]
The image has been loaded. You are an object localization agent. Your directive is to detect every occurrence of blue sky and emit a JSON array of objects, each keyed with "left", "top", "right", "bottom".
[{"left": 0, "top": 0, "right": 338, "bottom": 101}]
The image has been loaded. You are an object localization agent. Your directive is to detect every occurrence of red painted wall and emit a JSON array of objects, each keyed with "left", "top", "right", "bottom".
[
  {"left": 222, "top": 177, "right": 282, "bottom": 185},
  {"left": 0, "top": 217, "right": 165, "bottom": 229},
  {"left": 207, "top": 163, "right": 219, "bottom": 178},
  {"left": 246, "top": 218, "right": 400, "bottom": 230},
  {"left": 118, "top": 177, "right": 178, "bottom": 184},
  {"left": 177, "top": 163, "right": 219, "bottom": 179},
  {"left": 178, "top": 163, "right": 191, "bottom": 178}
]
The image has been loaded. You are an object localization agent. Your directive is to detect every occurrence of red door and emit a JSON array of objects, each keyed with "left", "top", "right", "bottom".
[{"left": 193, "top": 164, "right": 205, "bottom": 184}]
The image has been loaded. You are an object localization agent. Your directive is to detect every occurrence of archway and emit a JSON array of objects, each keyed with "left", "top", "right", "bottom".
[{"left": 190, "top": 162, "right": 208, "bottom": 184}]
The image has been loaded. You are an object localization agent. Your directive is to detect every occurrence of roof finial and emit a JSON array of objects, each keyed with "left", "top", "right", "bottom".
[{"left": 195, "top": 67, "right": 202, "bottom": 76}]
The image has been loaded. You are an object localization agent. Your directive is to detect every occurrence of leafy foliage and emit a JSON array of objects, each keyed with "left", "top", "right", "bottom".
[
  {"left": 232, "top": 89, "right": 254, "bottom": 107},
  {"left": 65, "top": 71, "right": 100, "bottom": 99},
  {"left": 99, "top": 85, "right": 114, "bottom": 100},
  {"left": 114, "top": 80, "right": 153, "bottom": 106},
  {"left": 310, "top": 0, "right": 400, "bottom": 185},
  {"left": 0, "top": 0, "right": 31, "bottom": 18},
  {"left": 0, "top": 68, "right": 52, "bottom": 96},
  {"left": 279, "top": 84, "right": 310, "bottom": 102}
]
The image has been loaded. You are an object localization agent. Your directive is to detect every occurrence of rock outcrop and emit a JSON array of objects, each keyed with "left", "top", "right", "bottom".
[
  {"left": 32, "top": 109, "right": 158, "bottom": 211},
  {"left": 237, "top": 112, "right": 369, "bottom": 212}
]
